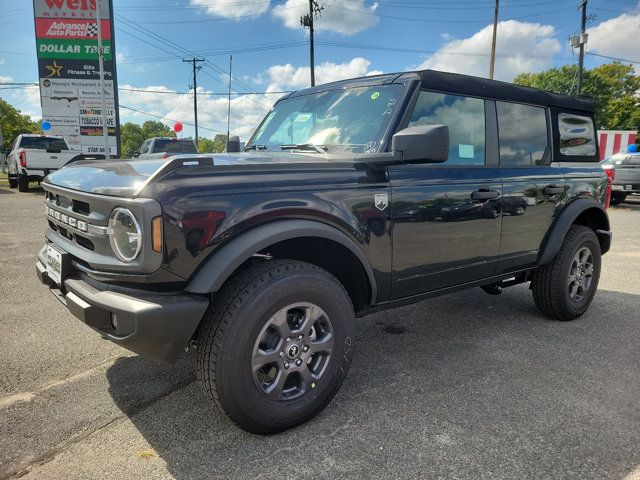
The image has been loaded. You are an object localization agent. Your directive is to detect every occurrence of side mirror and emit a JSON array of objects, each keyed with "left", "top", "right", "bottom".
[
  {"left": 392, "top": 124, "right": 449, "bottom": 163},
  {"left": 133, "top": 150, "right": 140, "bottom": 157},
  {"left": 227, "top": 135, "right": 241, "bottom": 153}
]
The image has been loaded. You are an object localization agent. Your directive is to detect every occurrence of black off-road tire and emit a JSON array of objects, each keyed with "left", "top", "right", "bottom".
[
  {"left": 17, "top": 173, "right": 29, "bottom": 192},
  {"left": 531, "top": 225, "right": 601, "bottom": 321},
  {"left": 196, "top": 260, "right": 356, "bottom": 434},
  {"left": 610, "top": 193, "right": 627, "bottom": 206},
  {"left": 8, "top": 175, "right": 17, "bottom": 188}
]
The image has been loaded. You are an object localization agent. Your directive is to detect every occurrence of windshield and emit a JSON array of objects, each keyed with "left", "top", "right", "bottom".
[
  {"left": 247, "top": 84, "right": 404, "bottom": 154},
  {"left": 602, "top": 154, "right": 628, "bottom": 166},
  {"left": 19, "top": 137, "right": 68, "bottom": 150},
  {"left": 152, "top": 139, "right": 197, "bottom": 153}
]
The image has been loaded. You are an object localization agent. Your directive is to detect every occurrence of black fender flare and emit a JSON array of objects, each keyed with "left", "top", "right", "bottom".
[
  {"left": 185, "top": 219, "right": 378, "bottom": 303},
  {"left": 538, "top": 198, "right": 611, "bottom": 265}
]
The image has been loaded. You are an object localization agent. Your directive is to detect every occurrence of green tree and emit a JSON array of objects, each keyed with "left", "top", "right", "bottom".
[
  {"left": 0, "top": 99, "right": 39, "bottom": 151},
  {"left": 120, "top": 120, "right": 175, "bottom": 157},
  {"left": 198, "top": 134, "right": 228, "bottom": 153},
  {"left": 514, "top": 62, "right": 640, "bottom": 131}
]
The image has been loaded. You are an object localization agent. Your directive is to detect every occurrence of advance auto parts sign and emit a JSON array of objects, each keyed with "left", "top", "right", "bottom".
[{"left": 33, "top": 0, "right": 120, "bottom": 156}]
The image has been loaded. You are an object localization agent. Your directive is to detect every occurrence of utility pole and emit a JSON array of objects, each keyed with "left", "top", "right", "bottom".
[
  {"left": 489, "top": 0, "right": 499, "bottom": 80},
  {"left": 96, "top": 0, "right": 109, "bottom": 159},
  {"left": 227, "top": 55, "right": 232, "bottom": 149},
  {"left": 577, "top": 0, "right": 588, "bottom": 95},
  {"left": 301, "top": 0, "right": 323, "bottom": 87},
  {"left": 183, "top": 57, "right": 205, "bottom": 146}
]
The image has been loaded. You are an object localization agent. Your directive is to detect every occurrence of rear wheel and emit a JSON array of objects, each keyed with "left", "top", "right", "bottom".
[
  {"left": 531, "top": 225, "right": 601, "bottom": 321},
  {"left": 17, "top": 173, "right": 29, "bottom": 192},
  {"left": 196, "top": 260, "right": 355, "bottom": 434},
  {"left": 610, "top": 193, "right": 627, "bottom": 205}
]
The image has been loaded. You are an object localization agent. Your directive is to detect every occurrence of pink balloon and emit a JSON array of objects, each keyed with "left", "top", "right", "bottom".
[{"left": 173, "top": 122, "right": 183, "bottom": 133}]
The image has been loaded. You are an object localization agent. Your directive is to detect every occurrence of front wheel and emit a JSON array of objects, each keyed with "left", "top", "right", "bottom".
[
  {"left": 531, "top": 225, "right": 601, "bottom": 321},
  {"left": 196, "top": 260, "right": 355, "bottom": 434}
]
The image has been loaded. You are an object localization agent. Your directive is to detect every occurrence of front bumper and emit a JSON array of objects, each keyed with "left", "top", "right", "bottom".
[{"left": 36, "top": 247, "right": 209, "bottom": 363}]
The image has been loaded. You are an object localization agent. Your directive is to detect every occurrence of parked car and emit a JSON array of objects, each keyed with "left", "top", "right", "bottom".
[
  {"left": 601, "top": 152, "right": 640, "bottom": 205},
  {"left": 135, "top": 137, "right": 198, "bottom": 159},
  {"left": 7, "top": 134, "right": 103, "bottom": 192},
  {"left": 36, "top": 69, "right": 611, "bottom": 434}
]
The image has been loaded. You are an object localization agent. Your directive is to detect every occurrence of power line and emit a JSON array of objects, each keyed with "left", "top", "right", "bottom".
[
  {"left": 586, "top": 51, "right": 640, "bottom": 65},
  {"left": 119, "top": 87, "right": 292, "bottom": 95},
  {"left": 120, "top": 104, "right": 225, "bottom": 133}
]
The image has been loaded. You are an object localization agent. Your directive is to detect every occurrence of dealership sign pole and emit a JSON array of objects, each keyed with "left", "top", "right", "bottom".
[
  {"left": 33, "top": 0, "right": 120, "bottom": 157},
  {"left": 95, "top": 0, "right": 109, "bottom": 159}
]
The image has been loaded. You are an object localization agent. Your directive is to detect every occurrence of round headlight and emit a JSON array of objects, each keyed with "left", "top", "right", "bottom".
[{"left": 108, "top": 207, "right": 142, "bottom": 262}]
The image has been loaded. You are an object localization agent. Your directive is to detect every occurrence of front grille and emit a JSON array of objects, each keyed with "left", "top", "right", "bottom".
[
  {"left": 43, "top": 185, "right": 110, "bottom": 255},
  {"left": 41, "top": 182, "right": 163, "bottom": 275}
]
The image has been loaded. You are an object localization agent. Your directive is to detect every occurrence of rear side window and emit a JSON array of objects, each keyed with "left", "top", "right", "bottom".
[
  {"left": 497, "top": 102, "right": 548, "bottom": 166},
  {"left": 408, "top": 91, "right": 485, "bottom": 165},
  {"left": 558, "top": 113, "right": 596, "bottom": 156},
  {"left": 139, "top": 140, "right": 151, "bottom": 154},
  {"left": 152, "top": 139, "right": 197, "bottom": 153},
  {"left": 19, "top": 137, "right": 68, "bottom": 150}
]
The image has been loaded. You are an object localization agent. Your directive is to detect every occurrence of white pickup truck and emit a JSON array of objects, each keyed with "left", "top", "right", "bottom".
[{"left": 7, "top": 134, "right": 104, "bottom": 192}]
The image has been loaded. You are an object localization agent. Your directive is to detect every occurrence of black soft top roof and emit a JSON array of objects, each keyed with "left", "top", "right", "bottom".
[
  {"left": 417, "top": 70, "right": 594, "bottom": 112},
  {"left": 288, "top": 69, "right": 594, "bottom": 113}
]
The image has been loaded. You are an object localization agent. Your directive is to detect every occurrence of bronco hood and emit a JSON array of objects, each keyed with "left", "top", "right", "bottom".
[{"left": 43, "top": 152, "right": 328, "bottom": 197}]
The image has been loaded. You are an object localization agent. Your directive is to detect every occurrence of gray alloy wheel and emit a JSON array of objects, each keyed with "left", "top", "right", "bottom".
[
  {"left": 196, "top": 259, "right": 355, "bottom": 434},
  {"left": 531, "top": 225, "right": 601, "bottom": 321},
  {"left": 567, "top": 247, "right": 594, "bottom": 303},
  {"left": 252, "top": 302, "right": 334, "bottom": 401}
]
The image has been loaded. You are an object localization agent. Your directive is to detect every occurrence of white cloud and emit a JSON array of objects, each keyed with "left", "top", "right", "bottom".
[
  {"left": 0, "top": 75, "right": 13, "bottom": 83},
  {"left": 118, "top": 84, "right": 274, "bottom": 139},
  {"left": 588, "top": 9, "right": 640, "bottom": 73},
  {"left": 10, "top": 85, "right": 42, "bottom": 120},
  {"left": 116, "top": 58, "right": 380, "bottom": 141},
  {"left": 415, "top": 20, "right": 561, "bottom": 81},
  {"left": 267, "top": 57, "right": 379, "bottom": 91},
  {"left": 191, "top": 0, "right": 270, "bottom": 19},
  {"left": 273, "top": 0, "right": 378, "bottom": 35}
]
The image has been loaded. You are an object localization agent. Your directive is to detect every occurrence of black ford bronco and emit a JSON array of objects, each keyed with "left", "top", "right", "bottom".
[{"left": 37, "top": 70, "right": 612, "bottom": 434}]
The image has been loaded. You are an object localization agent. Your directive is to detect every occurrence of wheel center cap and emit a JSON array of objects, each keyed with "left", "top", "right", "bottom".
[{"left": 286, "top": 344, "right": 300, "bottom": 359}]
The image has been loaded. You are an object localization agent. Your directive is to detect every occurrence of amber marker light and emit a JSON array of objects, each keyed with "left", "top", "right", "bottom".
[{"left": 152, "top": 216, "right": 163, "bottom": 253}]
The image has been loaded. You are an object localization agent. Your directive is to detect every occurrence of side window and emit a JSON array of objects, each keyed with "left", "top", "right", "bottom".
[
  {"left": 140, "top": 140, "right": 150, "bottom": 153},
  {"left": 558, "top": 113, "right": 596, "bottom": 156},
  {"left": 497, "top": 102, "right": 548, "bottom": 166},
  {"left": 408, "top": 91, "right": 485, "bottom": 165}
]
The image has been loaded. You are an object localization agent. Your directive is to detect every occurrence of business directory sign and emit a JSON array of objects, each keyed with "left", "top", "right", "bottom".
[{"left": 33, "top": 0, "right": 120, "bottom": 155}]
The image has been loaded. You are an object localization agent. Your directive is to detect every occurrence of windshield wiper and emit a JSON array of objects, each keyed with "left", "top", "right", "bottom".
[
  {"left": 280, "top": 143, "right": 327, "bottom": 153},
  {"left": 243, "top": 144, "right": 267, "bottom": 151}
]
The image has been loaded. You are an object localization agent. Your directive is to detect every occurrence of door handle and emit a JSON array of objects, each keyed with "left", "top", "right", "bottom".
[
  {"left": 471, "top": 189, "right": 500, "bottom": 200},
  {"left": 50, "top": 156, "right": 58, "bottom": 159},
  {"left": 543, "top": 185, "right": 564, "bottom": 195}
]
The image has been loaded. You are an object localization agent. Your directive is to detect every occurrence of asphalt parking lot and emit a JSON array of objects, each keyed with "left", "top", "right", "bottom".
[{"left": 1, "top": 182, "right": 639, "bottom": 480}]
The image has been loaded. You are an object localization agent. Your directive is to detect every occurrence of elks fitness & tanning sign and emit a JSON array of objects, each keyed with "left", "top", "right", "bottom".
[{"left": 33, "top": 0, "right": 121, "bottom": 155}]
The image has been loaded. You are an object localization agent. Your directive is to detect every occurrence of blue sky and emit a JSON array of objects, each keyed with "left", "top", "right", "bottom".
[{"left": 1, "top": 0, "right": 638, "bottom": 140}]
